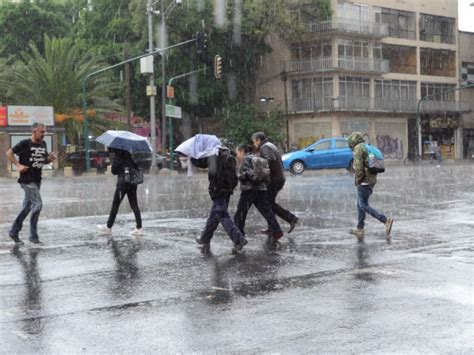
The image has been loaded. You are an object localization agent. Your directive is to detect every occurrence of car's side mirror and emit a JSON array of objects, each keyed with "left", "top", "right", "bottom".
[{"left": 306, "top": 148, "right": 314, "bottom": 153}]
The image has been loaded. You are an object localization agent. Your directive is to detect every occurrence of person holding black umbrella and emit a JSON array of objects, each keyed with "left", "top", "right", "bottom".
[
  {"left": 96, "top": 130, "right": 147, "bottom": 237},
  {"left": 98, "top": 148, "right": 143, "bottom": 236}
]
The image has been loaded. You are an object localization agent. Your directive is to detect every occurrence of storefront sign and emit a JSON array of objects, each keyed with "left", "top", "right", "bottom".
[
  {"left": 429, "top": 115, "right": 458, "bottom": 129},
  {"left": 0, "top": 106, "right": 6, "bottom": 127},
  {"left": 7, "top": 106, "right": 54, "bottom": 126}
]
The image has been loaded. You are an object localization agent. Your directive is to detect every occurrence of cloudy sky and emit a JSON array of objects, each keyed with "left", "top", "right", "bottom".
[{"left": 459, "top": 0, "right": 474, "bottom": 32}]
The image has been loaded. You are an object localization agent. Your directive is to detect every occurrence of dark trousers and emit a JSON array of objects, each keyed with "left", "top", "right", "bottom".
[
  {"left": 10, "top": 183, "right": 43, "bottom": 240},
  {"left": 357, "top": 185, "right": 387, "bottom": 230},
  {"left": 234, "top": 190, "right": 282, "bottom": 236},
  {"left": 201, "top": 196, "right": 244, "bottom": 244},
  {"left": 267, "top": 180, "right": 296, "bottom": 224},
  {"left": 107, "top": 183, "right": 142, "bottom": 229}
]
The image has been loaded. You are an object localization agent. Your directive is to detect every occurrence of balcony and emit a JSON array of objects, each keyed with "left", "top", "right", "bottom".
[
  {"left": 289, "top": 97, "right": 471, "bottom": 114},
  {"left": 338, "top": 57, "right": 389, "bottom": 74},
  {"left": 309, "top": 17, "right": 389, "bottom": 38},
  {"left": 338, "top": 96, "right": 371, "bottom": 111},
  {"left": 281, "top": 57, "right": 389, "bottom": 75},
  {"left": 289, "top": 98, "right": 334, "bottom": 113},
  {"left": 420, "top": 101, "right": 471, "bottom": 113}
]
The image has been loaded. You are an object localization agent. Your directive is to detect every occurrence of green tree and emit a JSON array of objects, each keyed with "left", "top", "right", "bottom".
[
  {"left": 0, "top": 35, "right": 116, "bottom": 113},
  {"left": 0, "top": 1, "right": 73, "bottom": 57}
]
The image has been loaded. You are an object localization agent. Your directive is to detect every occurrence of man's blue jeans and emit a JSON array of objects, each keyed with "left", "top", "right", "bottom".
[
  {"left": 10, "top": 183, "right": 43, "bottom": 240},
  {"left": 357, "top": 185, "right": 387, "bottom": 230},
  {"left": 201, "top": 196, "right": 245, "bottom": 244}
]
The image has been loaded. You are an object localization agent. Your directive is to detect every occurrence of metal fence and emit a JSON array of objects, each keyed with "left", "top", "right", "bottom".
[{"left": 309, "top": 17, "right": 389, "bottom": 37}]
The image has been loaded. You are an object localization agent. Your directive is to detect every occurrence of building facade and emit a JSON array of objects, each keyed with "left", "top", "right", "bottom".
[
  {"left": 257, "top": 0, "right": 470, "bottom": 161},
  {"left": 459, "top": 30, "right": 474, "bottom": 159}
]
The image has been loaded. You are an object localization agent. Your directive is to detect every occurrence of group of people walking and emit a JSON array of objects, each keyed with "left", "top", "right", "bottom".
[{"left": 6, "top": 124, "right": 393, "bottom": 250}]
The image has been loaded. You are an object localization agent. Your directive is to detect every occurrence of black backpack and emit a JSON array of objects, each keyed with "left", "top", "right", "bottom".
[{"left": 216, "top": 148, "right": 238, "bottom": 193}]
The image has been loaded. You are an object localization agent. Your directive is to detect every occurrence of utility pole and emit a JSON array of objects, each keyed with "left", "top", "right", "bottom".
[
  {"left": 161, "top": 0, "right": 167, "bottom": 153},
  {"left": 147, "top": 0, "right": 158, "bottom": 171}
]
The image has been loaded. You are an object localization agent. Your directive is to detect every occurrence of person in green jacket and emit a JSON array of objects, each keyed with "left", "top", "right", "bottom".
[{"left": 347, "top": 132, "right": 394, "bottom": 241}]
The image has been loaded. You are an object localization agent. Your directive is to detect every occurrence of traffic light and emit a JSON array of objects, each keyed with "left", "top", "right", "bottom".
[
  {"left": 195, "top": 31, "right": 208, "bottom": 55},
  {"left": 214, "top": 55, "right": 222, "bottom": 79}
]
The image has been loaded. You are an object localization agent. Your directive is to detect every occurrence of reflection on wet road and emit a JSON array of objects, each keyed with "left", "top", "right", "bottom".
[{"left": 0, "top": 165, "right": 473, "bottom": 353}]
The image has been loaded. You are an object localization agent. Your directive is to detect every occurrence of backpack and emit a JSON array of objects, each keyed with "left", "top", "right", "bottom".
[
  {"left": 364, "top": 144, "right": 385, "bottom": 174},
  {"left": 251, "top": 156, "right": 270, "bottom": 183},
  {"left": 216, "top": 149, "right": 238, "bottom": 192}
]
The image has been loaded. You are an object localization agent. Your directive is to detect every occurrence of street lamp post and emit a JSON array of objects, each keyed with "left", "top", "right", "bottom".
[{"left": 146, "top": 0, "right": 158, "bottom": 171}]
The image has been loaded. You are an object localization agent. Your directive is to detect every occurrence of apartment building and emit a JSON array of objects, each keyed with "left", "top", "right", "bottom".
[
  {"left": 459, "top": 30, "right": 474, "bottom": 159},
  {"left": 257, "top": 0, "right": 469, "bottom": 160}
]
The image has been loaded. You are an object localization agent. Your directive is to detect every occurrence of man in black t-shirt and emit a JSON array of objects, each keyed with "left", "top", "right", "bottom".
[{"left": 6, "top": 122, "right": 56, "bottom": 245}]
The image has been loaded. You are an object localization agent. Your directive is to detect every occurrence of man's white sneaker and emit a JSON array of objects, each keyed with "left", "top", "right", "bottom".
[
  {"left": 97, "top": 225, "right": 112, "bottom": 236},
  {"left": 131, "top": 228, "right": 143, "bottom": 236}
]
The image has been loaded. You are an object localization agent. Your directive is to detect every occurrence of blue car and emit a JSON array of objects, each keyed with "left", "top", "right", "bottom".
[{"left": 282, "top": 138, "right": 353, "bottom": 174}]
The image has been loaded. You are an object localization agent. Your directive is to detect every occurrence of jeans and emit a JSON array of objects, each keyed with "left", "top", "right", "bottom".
[
  {"left": 357, "top": 185, "right": 387, "bottom": 230},
  {"left": 10, "top": 183, "right": 43, "bottom": 240},
  {"left": 107, "top": 183, "right": 142, "bottom": 229},
  {"left": 201, "top": 196, "right": 245, "bottom": 244},
  {"left": 234, "top": 190, "right": 282, "bottom": 236},
  {"left": 267, "top": 180, "right": 296, "bottom": 224}
]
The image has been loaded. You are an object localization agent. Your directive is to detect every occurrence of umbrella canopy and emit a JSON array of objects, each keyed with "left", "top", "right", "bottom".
[
  {"left": 96, "top": 130, "right": 152, "bottom": 153},
  {"left": 175, "top": 134, "right": 221, "bottom": 159}
]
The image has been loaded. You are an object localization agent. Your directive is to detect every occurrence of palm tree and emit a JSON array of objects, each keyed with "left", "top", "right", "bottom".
[{"left": 0, "top": 35, "right": 117, "bottom": 114}]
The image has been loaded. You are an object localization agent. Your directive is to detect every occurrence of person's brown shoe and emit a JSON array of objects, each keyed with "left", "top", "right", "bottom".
[
  {"left": 385, "top": 218, "right": 394, "bottom": 239},
  {"left": 349, "top": 228, "right": 365, "bottom": 242}
]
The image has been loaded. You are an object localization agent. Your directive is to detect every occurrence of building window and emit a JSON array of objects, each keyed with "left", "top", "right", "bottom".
[
  {"left": 339, "top": 76, "right": 370, "bottom": 97},
  {"left": 375, "top": 80, "right": 416, "bottom": 102},
  {"left": 291, "top": 78, "right": 333, "bottom": 112},
  {"left": 291, "top": 41, "right": 332, "bottom": 60},
  {"left": 420, "top": 14, "right": 455, "bottom": 44},
  {"left": 381, "top": 8, "right": 416, "bottom": 40},
  {"left": 420, "top": 48, "right": 456, "bottom": 77},
  {"left": 421, "top": 83, "right": 456, "bottom": 101},
  {"left": 461, "top": 62, "right": 474, "bottom": 84},
  {"left": 338, "top": 39, "right": 369, "bottom": 59},
  {"left": 382, "top": 44, "right": 417, "bottom": 74}
]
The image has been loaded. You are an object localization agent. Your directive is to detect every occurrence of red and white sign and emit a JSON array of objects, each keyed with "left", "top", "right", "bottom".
[
  {"left": 7, "top": 105, "right": 54, "bottom": 126},
  {"left": 0, "top": 106, "right": 6, "bottom": 127}
]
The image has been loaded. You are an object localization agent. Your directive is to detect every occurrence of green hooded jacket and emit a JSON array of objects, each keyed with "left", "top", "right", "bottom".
[{"left": 347, "top": 132, "right": 377, "bottom": 186}]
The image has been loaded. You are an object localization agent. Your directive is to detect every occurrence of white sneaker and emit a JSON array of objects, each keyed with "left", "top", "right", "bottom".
[
  {"left": 97, "top": 224, "right": 112, "bottom": 236},
  {"left": 131, "top": 228, "right": 143, "bottom": 236}
]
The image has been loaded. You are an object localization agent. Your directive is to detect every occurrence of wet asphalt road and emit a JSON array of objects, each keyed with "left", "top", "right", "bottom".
[{"left": 0, "top": 165, "right": 473, "bottom": 354}]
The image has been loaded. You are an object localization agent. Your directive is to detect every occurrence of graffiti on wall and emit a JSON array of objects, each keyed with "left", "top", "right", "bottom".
[{"left": 376, "top": 135, "right": 404, "bottom": 160}]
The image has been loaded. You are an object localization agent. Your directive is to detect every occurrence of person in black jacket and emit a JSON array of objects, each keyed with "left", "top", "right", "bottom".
[
  {"left": 98, "top": 149, "right": 142, "bottom": 236},
  {"left": 234, "top": 144, "right": 283, "bottom": 241},
  {"left": 195, "top": 147, "right": 248, "bottom": 253},
  {"left": 252, "top": 132, "right": 298, "bottom": 234}
]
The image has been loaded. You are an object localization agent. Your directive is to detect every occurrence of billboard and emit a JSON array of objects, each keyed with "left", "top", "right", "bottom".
[
  {"left": 7, "top": 106, "right": 54, "bottom": 126},
  {"left": 0, "top": 106, "right": 6, "bottom": 127}
]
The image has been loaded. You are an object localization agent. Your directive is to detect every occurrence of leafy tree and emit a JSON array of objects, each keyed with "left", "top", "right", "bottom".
[
  {"left": 0, "top": 1, "right": 72, "bottom": 57},
  {"left": 222, "top": 104, "right": 285, "bottom": 145},
  {"left": 0, "top": 36, "right": 117, "bottom": 113}
]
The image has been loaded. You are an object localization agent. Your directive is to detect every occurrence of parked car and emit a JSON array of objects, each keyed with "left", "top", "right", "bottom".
[
  {"left": 132, "top": 152, "right": 184, "bottom": 172},
  {"left": 67, "top": 150, "right": 110, "bottom": 174},
  {"left": 282, "top": 138, "right": 353, "bottom": 174}
]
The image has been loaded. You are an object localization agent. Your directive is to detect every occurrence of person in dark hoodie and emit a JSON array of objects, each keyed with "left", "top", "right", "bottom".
[
  {"left": 98, "top": 148, "right": 142, "bottom": 236},
  {"left": 252, "top": 132, "right": 298, "bottom": 235},
  {"left": 234, "top": 144, "right": 283, "bottom": 241},
  {"left": 195, "top": 146, "right": 248, "bottom": 253},
  {"left": 347, "top": 132, "right": 393, "bottom": 241}
]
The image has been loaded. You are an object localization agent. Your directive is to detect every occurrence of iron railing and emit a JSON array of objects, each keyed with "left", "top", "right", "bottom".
[{"left": 309, "top": 17, "right": 389, "bottom": 37}]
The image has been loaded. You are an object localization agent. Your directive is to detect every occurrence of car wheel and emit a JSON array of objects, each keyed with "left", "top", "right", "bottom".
[
  {"left": 346, "top": 159, "right": 354, "bottom": 172},
  {"left": 290, "top": 160, "right": 305, "bottom": 175}
]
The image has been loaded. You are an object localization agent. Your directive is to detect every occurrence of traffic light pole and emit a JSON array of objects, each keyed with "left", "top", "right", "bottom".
[{"left": 82, "top": 38, "right": 196, "bottom": 172}]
